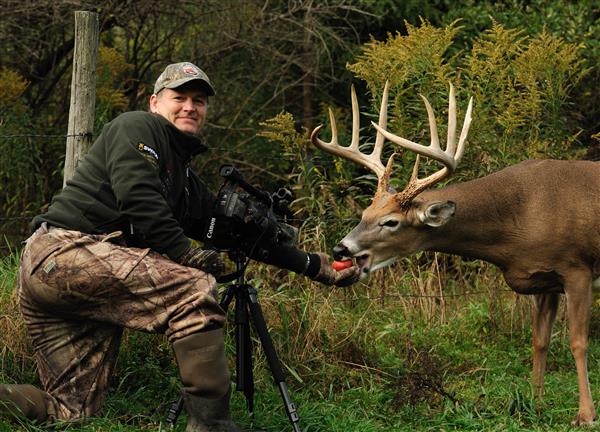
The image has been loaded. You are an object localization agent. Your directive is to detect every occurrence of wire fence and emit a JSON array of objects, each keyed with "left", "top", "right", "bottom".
[
  {"left": 1, "top": 127, "right": 375, "bottom": 256},
  {"left": 275, "top": 286, "right": 515, "bottom": 304},
  {"left": 0, "top": 133, "right": 88, "bottom": 138},
  {"left": 3, "top": 132, "right": 598, "bottom": 162},
  {"left": 2, "top": 131, "right": 599, "bottom": 270},
  {"left": 0, "top": 216, "right": 32, "bottom": 222}
]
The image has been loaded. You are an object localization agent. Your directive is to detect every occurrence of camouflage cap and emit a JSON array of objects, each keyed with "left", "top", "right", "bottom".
[{"left": 154, "top": 62, "right": 215, "bottom": 96}]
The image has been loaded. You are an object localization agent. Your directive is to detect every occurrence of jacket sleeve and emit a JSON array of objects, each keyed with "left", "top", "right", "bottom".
[{"left": 104, "top": 113, "right": 190, "bottom": 259}]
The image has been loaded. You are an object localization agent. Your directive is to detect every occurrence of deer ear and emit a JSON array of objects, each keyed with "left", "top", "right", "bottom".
[{"left": 417, "top": 201, "right": 456, "bottom": 227}]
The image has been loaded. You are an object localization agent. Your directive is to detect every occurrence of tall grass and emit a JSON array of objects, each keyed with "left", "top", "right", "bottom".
[
  {"left": 0, "top": 240, "right": 597, "bottom": 431},
  {"left": 0, "top": 251, "right": 35, "bottom": 387}
]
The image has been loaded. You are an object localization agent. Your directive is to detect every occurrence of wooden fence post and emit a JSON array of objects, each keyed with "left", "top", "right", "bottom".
[{"left": 63, "top": 11, "right": 99, "bottom": 186}]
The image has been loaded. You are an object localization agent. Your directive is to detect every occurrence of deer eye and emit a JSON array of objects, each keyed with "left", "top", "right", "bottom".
[{"left": 381, "top": 219, "right": 400, "bottom": 228}]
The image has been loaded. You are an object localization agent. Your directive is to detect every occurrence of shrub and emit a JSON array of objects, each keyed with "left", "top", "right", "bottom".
[{"left": 344, "top": 19, "right": 586, "bottom": 183}]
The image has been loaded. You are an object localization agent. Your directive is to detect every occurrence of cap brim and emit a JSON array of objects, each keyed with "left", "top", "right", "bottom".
[{"left": 164, "top": 77, "right": 216, "bottom": 96}]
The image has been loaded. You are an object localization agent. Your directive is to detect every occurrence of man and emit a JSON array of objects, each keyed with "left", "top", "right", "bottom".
[{"left": 2, "top": 62, "right": 359, "bottom": 431}]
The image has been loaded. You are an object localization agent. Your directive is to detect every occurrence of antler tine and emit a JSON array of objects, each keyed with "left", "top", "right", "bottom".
[
  {"left": 421, "top": 94, "right": 441, "bottom": 152},
  {"left": 310, "top": 84, "right": 388, "bottom": 182},
  {"left": 371, "top": 81, "right": 390, "bottom": 162},
  {"left": 349, "top": 84, "right": 360, "bottom": 151},
  {"left": 455, "top": 95, "right": 473, "bottom": 163},
  {"left": 446, "top": 82, "right": 457, "bottom": 155},
  {"left": 373, "top": 80, "right": 394, "bottom": 194}
]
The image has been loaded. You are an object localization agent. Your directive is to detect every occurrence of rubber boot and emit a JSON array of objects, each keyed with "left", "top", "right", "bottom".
[
  {"left": 182, "top": 387, "right": 243, "bottom": 432},
  {"left": 0, "top": 384, "right": 49, "bottom": 423},
  {"left": 173, "top": 329, "right": 243, "bottom": 432}
]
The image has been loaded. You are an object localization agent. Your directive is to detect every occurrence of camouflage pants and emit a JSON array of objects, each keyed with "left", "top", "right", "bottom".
[{"left": 17, "top": 223, "right": 225, "bottom": 421}]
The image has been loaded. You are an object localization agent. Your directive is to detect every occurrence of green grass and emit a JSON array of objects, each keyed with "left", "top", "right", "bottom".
[{"left": 1, "top": 253, "right": 598, "bottom": 431}]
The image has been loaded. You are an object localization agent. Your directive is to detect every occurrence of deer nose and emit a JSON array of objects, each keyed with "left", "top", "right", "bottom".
[{"left": 333, "top": 244, "right": 351, "bottom": 261}]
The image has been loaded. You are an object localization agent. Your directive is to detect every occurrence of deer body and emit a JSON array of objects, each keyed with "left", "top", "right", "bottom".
[
  {"left": 312, "top": 83, "right": 600, "bottom": 425},
  {"left": 340, "top": 158, "right": 600, "bottom": 426}
]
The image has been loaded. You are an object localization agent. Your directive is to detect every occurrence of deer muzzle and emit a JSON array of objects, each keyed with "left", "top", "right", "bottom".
[{"left": 333, "top": 242, "right": 373, "bottom": 279}]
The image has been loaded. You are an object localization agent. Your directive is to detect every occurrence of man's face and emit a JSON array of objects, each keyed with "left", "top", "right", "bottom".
[{"left": 149, "top": 84, "right": 208, "bottom": 135}]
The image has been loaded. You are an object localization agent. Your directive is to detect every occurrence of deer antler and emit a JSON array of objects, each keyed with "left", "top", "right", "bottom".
[
  {"left": 310, "top": 81, "right": 396, "bottom": 195},
  {"left": 311, "top": 82, "right": 473, "bottom": 204},
  {"left": 372, "top": 82, "right": 473, "bottom": 205}
]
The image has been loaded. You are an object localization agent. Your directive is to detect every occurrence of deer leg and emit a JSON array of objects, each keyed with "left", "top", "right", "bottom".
[
  {"left": 564, "top": 269, "right": 595, "bottom": 426},
  {"left": 531, "top": 293, "right": 559, "bottom": 399}
]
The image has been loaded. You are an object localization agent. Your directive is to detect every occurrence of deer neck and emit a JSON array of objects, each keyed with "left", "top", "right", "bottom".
[{"left": 417, "top": 183, "right": 515, "bottom": 269}]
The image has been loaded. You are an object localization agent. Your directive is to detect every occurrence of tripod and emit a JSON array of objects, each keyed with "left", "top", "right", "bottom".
[{"left": 166, "top": 251, "right": 301, "bottom": 432}]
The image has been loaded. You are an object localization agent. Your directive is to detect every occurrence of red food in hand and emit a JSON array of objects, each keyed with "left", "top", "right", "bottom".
[{"left": 332, "top": 260, "right": 352, "bottom": 271}]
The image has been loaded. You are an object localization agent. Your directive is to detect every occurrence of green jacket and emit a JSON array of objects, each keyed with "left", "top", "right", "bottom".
[{"left": 33, "top": 111, "right": 213, "bottom": 260}]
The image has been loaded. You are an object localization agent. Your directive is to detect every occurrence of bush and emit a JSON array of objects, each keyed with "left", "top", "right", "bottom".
[{"left": 344, "top": 19, "right": 586, "bottom": 183}]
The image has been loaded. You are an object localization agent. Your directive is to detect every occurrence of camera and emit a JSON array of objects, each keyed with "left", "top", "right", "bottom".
[{"left": 204, "top": 165, "right": 298, "bottom": 260}]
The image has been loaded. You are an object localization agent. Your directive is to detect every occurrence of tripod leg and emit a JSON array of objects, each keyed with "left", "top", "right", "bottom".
[
  {"left": 220, "top": 284, "right": 235, "bottom": 310},
  {"left": 245, "top": 286, "right": 301, "bottom": 432},
  {"left": 235, "top": 288, "right": 255, "bottom": 415},
  {"left": 165, "top": 394, "right": 184, "bottom": 427}
]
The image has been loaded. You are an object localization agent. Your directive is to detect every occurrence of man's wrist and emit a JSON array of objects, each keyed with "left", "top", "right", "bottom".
[{"left": 172, "top": 239, "right": 193, "bottom": 262}]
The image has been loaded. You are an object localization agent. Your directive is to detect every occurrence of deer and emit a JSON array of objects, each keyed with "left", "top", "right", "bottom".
[{"left": 310, "top": 81, "right": 600, "bottom": 426}]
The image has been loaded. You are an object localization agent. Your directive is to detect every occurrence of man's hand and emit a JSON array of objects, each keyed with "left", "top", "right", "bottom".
[
  {"left": 177, "top": 247, "right": 225, "bottom": 277},
  {"left": 311, "top": 253, "right": 360, "bottom": 287}
]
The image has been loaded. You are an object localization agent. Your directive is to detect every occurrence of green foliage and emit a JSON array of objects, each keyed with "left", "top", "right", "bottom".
[
  {"left": 440, "top": 0, "right": 599, "bottom": 153},
  {"left": 441, "top": 0, "right": 598, "bottom": 56},
  {"left": 0, "top": 68, "right": 55, "bottom": 244},
  {"left": 348, "top": 19, "right": 459, "bottom": 99},
  {"left": 95, "top": 46, "right": 132, "bottom": 126},
  {"left": 0, "top": 68, "right": 29, "bottom": 117},
  {"left": 347, "top": 18, "right": 460, "bottom": 144},
  {"left": 345, "top": 19, "right": 586, "bottom": 183},
  {"left": 0, "top": 253, "right": 37, "bottom": 388},
  {"left": 464, "top": 23, "right": 586, "bottom": 169},
  {"left": 465, "top": 23, "right": 529, "bottom": 132},
  {"left": 258, "top": 112, "right": 306, "bottom": 155}
]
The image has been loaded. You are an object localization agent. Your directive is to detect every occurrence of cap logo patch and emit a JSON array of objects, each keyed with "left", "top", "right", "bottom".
[{"left": 183, "top": 65, "right": 199, "bottom": 75}]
